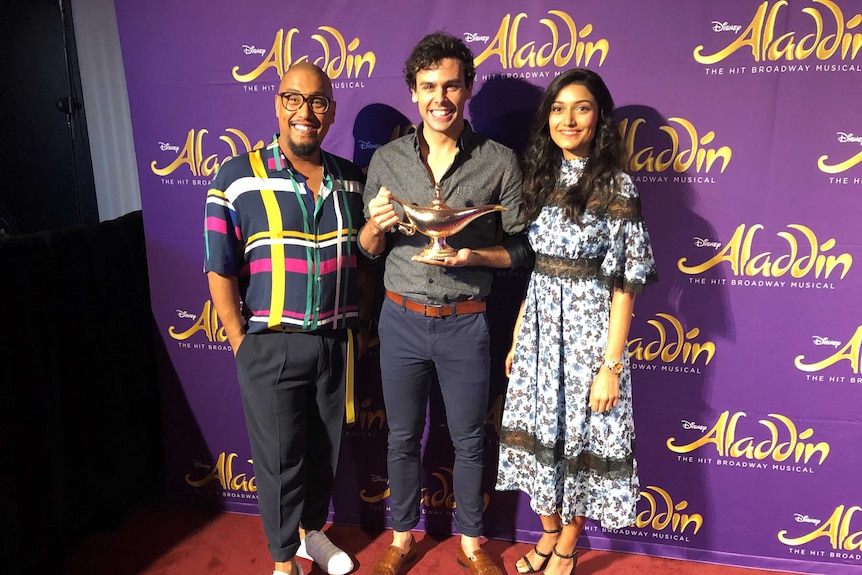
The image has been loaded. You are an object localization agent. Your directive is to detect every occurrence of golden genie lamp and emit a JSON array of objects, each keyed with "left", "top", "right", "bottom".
[{"left": 390, "top": 187, "right": 507, "bottom": 260}]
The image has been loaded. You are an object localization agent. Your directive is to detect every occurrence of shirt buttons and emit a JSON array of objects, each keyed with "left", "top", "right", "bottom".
[{"left": 428, "top": 278, "right": 434, "bottom": 283}]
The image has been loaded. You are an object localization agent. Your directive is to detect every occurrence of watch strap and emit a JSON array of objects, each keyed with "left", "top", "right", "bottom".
[{"left": 603, "top": 358, "right": 624, "bottom": 374}]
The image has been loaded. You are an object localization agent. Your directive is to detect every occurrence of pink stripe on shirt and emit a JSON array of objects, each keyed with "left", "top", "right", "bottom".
[
  {"left": 249, "top": 255, "right": 357, "bottom": 275},
  {"left": 206, "top": 216, "right": 228, "bottom": 234}
]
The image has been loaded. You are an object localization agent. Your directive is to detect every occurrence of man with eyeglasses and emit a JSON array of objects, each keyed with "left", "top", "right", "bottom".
[{"left": 205, "top": 62, "right": 371, "bottom": 575}]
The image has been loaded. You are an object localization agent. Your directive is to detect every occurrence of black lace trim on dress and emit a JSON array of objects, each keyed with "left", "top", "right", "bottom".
[
  {"left": 609, "top": 274, "right": 655, "bottom": 295},
  {"left": 535, "top": 253, "right": 602, "bottom": 278},
  {"left": 501, "top": 427, "right": 635, "bottom": 481},
  {"left": 534, "top": 253, "right": 652, "bottom": 295},
  {"left": 585, "top": 194, "right": 642, "bottom": 221}
]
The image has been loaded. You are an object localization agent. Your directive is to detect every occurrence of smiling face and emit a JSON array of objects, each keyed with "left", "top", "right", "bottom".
[
  {"left": 548, "top": 82, "right": 599, "bottom": 160},
  {"left": 275, "top": 63, "right": 335, "bottom": 161},
  {"left": 411, "top": 57, "right": 472, "bottom": 141}
]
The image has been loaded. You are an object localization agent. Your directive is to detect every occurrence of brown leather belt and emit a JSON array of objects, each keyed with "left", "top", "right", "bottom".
[{"left": 386, "top": 290, "right": 486, "bottom": 317}]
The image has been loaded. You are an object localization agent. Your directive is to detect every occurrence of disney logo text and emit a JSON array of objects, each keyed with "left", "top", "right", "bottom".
[
  {"left": 463, "top": 32, "right": 490, "bottom": 43},
  {"left": 811, "top": 336, "right": 840, "bottom": 348},
  {"left": 242, "top": 45, "right": 266, "bottom": 56},
  {"left": 681, "top": 420, "right": 707, "bottom": 433},
  {"left": 712, "top": 21, "right": 742, "bottom": 34},
  {"left": 794, "top": 513, "right": 821, "bottom": 526},
  {"left": 694, "top": 237, "right": 722, "bottom": 250},
  {"left": 837, "top": 132, "right": 862, "bottom": 146},
  {"left": 176, "top": 309, "right": 198, "bottom": 320}
]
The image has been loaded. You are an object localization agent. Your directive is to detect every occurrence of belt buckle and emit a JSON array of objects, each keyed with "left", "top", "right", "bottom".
[{"left": 423, "top": 303, "right": 445, "bottom": 317}]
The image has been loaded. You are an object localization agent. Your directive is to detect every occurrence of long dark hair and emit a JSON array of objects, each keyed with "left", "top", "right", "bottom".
[{"left": 522, "top": 69, "right": 627, "bottom": 223}]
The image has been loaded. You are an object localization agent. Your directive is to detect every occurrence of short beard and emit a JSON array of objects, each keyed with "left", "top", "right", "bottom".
[{"left": 288, "top": 139, "right": 319, "bottom": 158}]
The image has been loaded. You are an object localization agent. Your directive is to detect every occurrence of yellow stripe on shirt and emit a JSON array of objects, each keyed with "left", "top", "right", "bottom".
[{"left": 249, "top": 151, "right": 285, "bottom": 329}]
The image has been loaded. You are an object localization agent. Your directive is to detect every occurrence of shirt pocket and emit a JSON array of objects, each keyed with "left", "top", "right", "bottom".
[{"left": 447, "top": 180, "right": 498, "bottom": 207}]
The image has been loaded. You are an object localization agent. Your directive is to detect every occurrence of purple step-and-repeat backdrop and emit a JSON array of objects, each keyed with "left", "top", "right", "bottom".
[{"left": 114, "top": 1, "right": 862, "bottom": 573}]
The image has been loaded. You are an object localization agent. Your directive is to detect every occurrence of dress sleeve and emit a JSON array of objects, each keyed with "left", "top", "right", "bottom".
[{"left": 600, "top": 173, "right": 658, "bottom": 294}]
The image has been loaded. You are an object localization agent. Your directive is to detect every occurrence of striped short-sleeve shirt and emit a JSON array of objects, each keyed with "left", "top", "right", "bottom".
[{"left": 204, "top": 138, "right": 366, "bottom": 334}]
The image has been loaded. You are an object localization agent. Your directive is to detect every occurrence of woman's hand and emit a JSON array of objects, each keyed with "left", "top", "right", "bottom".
[
  {"left": 589, "top": 368, "right": 620, "bottom": 413},
  {"left": 504, "top": 346, "right": 516, "bottom": 378}
]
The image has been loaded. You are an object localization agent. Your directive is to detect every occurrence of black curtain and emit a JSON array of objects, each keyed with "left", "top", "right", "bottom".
[{"left": 0, "top": 211, "right": 164, "bottom": 574}]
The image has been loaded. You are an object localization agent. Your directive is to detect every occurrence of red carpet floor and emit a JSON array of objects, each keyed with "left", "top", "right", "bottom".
[{"left": 62, "top": 504, "right": 801, "bottom": 575}]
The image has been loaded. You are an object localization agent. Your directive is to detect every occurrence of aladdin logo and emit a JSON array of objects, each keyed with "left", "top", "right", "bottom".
[
  {"left": 678, "top": 223, "right": 853, "bottom": 280},
  {"left": 628, "top": 313, "right": 716, "bottom": 367},
  {"left": 795, "top": 324, "right": 862, "bottom": 373},
  {"left": 185, "top": 451, "right": 257, "bottom": 494},
  {"left": 419, "top": 467, "right": 490, "bottom": 513},
  {"left": 474, "top": 10, "right": 608, "bottom": 69},
  {"left": 817, "top": 132, "right": 862, "bottom": 173},
  {"left": 667, "top": 411, "right": 831, "bottom": 466},
  {"left": 151, "top": 128, "right": 263, "bottom": 178},
  {"left": 694, "top": 0, "right": 862, "bottom": 64},
  {"left": 232, "top": 27, "right": 376, "bottom": 82},
  {"left": 360, "top": 479, "right": 389, "bottom": 503},
  {"left": 619, "top": 117, "right": 732, "bottom": 176},
  {"left": 712, "top": 21, "right": 743, "bottom": 34},
  {"left": 360, "top": 467, "right": 491, "bottom": 512},
  {"left": 778, "top": 505, "right": 862, "bottom": 554},
  {"left": 423, "top": 467, "right": 457, "bottom": 512},
  {"left": 636, "top": 485, "right": 703, "bottom": 537},
  {"left": 169, "top": 300, "right": 227, "bottom": 343}
]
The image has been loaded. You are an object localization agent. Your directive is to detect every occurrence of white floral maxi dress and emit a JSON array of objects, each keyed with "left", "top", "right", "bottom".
[{"left": 495, "top": 158, "right": 658, "bottom": 529}]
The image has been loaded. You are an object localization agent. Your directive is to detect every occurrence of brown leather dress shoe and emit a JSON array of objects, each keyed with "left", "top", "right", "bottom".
[
  {"left": 456, "top": 546, "right": 503, "bottom": 575},
  {"left": 369, "top": 536, "right": 417, "bottom": 575}
]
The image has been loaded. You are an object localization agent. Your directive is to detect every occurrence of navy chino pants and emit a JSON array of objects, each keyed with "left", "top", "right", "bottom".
[{"left": 377, "top": 296, "right": 491, "bottom": 537}]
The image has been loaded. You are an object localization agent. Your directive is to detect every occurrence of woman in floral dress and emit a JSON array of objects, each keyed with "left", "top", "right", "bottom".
[{"left": 495, "top": 69, "right": 658, "bottom": 575}]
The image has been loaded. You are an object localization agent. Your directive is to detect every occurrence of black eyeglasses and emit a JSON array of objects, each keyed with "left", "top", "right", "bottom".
[{"left": 278, "top": 92, "right": 332, "bottom": 113}]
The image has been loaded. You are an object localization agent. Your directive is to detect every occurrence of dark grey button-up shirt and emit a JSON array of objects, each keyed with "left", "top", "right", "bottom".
[{"left": 360, "top": 121, "right": 531, "bottom": 304}]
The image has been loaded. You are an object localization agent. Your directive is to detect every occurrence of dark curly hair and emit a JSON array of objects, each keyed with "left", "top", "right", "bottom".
[
  {"left": 522, "top": 68, "right": 627, "bottom": 223},
  {"left": 404, "top": 31, "right": 475, "bottom": 91}
]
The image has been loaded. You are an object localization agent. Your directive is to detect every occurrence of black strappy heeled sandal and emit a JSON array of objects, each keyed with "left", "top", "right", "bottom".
[
  {"left": 515, "top": 526, "right": 562, "bottom": 574},
  {"left": 551, "top": 545, "right": 579, "bottom": 575}
]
